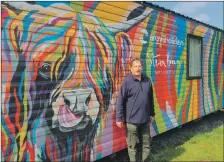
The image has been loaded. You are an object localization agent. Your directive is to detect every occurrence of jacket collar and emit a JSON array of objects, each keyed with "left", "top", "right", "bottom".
[{"left": 130, "top": 73, "right": 145, "bottom": 81}]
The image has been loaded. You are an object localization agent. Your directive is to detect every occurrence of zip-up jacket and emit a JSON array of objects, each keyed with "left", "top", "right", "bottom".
[{"left": 116, "top": 74, "right": 155, "bottom": 124}]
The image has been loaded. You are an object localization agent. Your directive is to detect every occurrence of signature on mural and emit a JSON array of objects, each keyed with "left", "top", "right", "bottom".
[
  {"left": 147, "top": 53, "right": 180, "bottom": 67},
  {"left": 1, "top": 2, "right": 153, "bottom": 161}
]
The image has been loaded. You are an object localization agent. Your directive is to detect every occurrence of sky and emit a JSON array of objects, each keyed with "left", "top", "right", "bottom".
[{"left": 151, "top": 2, "right": 224, "bottom": 30}]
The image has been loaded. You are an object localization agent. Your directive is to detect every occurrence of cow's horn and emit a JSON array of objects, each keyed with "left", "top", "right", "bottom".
[
  {"left": 3, "top": 2, "right": 153, "bottom": 34},
  {"left": 105, "top": 8, "right": 153, "bottom": 34},
  {"left": 2, "top": 2, "right": 44, "bottom": 12},
  {"left": 1, "top": 2, "right": 69, "bottom": 16}
]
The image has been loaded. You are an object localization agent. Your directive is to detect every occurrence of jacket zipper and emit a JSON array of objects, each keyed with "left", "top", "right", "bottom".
[{"left": 140, "top": 81, "right": 142, "bottom": 91}]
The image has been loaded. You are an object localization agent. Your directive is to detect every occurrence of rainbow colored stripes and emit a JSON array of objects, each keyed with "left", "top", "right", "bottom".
[{"left": 1, "top": 2, "right": 223, "bottom": 161}]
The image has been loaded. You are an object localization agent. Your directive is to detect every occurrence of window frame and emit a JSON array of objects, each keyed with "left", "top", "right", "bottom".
[{"left": 187, "top": 34, "right": 203, "bottom": 80}]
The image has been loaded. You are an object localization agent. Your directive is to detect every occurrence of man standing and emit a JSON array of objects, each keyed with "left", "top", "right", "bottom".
[{"left": 116, "top": 57, "right": 155, "bottom": 162}]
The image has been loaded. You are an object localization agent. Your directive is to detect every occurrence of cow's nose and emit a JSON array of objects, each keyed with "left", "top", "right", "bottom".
[{"left": 62, "top": 90, "right": 92, "bottom": 113}]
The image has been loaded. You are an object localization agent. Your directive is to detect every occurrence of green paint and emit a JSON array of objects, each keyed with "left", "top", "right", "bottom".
[
  {"left": 70, "top": 2, "right": 84, "bottom": 13},
  {"left": 211, "top": 32, "right": 218, "bottom": 111}
]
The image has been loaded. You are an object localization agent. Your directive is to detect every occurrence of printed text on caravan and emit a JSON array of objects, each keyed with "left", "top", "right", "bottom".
[{"left": 150, "top": 35, "right": 184, "bottom": 46}]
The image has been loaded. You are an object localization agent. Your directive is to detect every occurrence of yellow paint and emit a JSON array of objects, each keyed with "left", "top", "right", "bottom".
[
  {"left": 93, "top": 2, "right": 140, "bottom": 23},
  {"left": 96, "top": 31, "right": 109, "bottom": 65},
  {"left": 191, "top": 25, "right": 207, "bottom": 114},
  {"left": 175, "top": 70, "right": 182, "bottom": 118},
  {"left": 133, "top": 15, "right": 151, "bottom": 57},
  {"left": 66, "top": 26, "right": 76, "bottom": 37},
  {"left": 16, "top": 74, "right": 28, "bottom": 161},
  {"left": 212, "top": 33, "right": 221, "bottom": 110},
  {"left": 153, "top": 90, "right": 166, "bottom": 133},
  {"left": 203, "top": 30, "right": 213, "bottom": 114},
  {"left": 188, "top": 91, "right": 194, "bottom": 121},
  {"left": 2, "top": 5, "right": 16, "bottom": 17},
  {"left": 193, "top": 25, "right": 207, "bottom": 37},
  {"left": 18, "top": 125, "right": 28, "bottom": 161},
  {"left": 146, "top": 13, "right": 158, "bottom": 78},
  {"left": 192, "top": 80, "right": 198, "bottom": 119}
]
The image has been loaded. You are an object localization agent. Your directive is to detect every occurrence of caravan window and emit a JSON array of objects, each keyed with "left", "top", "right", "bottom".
[{"left": 187, "top": 35, "right": 202, "bottom": 79}]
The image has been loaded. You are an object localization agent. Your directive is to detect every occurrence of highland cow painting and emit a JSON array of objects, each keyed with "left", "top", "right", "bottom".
[{"left": 1, "top": 2, "right": 223, "bottom": 161}]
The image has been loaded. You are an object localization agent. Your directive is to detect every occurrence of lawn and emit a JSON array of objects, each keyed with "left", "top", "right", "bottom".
[
  {"left": 96, "top": 111, "right": 224, "bottom": 162},
  {"left": 152, "top": 125, "right": 224, "bottom": 161}
]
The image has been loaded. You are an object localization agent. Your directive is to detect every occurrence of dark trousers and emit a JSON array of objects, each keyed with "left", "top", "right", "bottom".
[{"left": 126, "top": 121, "right": 152, "bottom": 162}]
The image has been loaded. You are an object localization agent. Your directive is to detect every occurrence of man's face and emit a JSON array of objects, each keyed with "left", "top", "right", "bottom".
[{"left": 130, "top": 60, "right": 143, "bottom": 77}]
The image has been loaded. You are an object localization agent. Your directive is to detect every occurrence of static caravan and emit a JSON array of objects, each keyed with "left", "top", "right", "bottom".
[{"left": 1, "top": 1, "right": 223, "bottom": 161}]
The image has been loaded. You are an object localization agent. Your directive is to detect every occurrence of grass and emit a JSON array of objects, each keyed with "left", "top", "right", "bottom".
[
  {"left": 96, "top": 111, "right": 224, "bottom": 162},
  {"left": 152, "top": 125, "right": 224, "bottom": 161}
]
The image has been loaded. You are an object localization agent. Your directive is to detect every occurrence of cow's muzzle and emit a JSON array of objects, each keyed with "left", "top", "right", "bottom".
[{"left": 51, "top": 88, "right": 100, "bottom": 132}]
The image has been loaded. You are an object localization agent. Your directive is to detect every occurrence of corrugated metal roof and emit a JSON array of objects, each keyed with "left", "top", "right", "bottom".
[{"left": 136, "top": 1, "right": 223, "bottom": 32}]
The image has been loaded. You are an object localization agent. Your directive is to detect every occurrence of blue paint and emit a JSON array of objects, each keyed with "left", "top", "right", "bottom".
[
  {"left": 18, "top": 72, "right": 25, "bottom": 101},
  {"left": 90, "top": 41, "right": 95, "bottom": 72},
  {"left": 41, "top": 145, "right": 47, "bottom": 159},
  {"left": 178, "top": 105, "right": 184, "bottom": 125},
  {"left": 201, "top": 28, "right": 211, "bottom": 114},
  {"left": 207, "top": 101, "right": 211, "bottom": 113},
  {"left": 177, "top": 62, "right": 184, "bottom": 97},
  {"left": 26, "top": 152, "right": 30, "bottom": 162},
  {"left": 140, "top": 10, "right": 158, "bottom": 83},
  {"left": 151, "top": 41, "right": 157, "bottom": 84},
  {"left": 174, "top": 17, "right": 186, "bottom": 61},
  {"left": 208, "top": 30, "right": 216, "bottom": 109},
  {"left": 149, "top": 10, "right": 159, "bottom": 82},
  {"left": 161, "top": 110, "right": 173, "bottom": 129},
  {"left": 202, "top": 29, "right": 210, "bottom": 73},
  {"left": 152, "top": 120, "right": 159, "bottom": 134},
  {"left": 199, "top": 79, "right": 205, "bottom": 116},
  {"left": 35, "top": 1, "right": 70, "bottom": 7},
  {"left": 88, "top": 2, "right": 100, "bottom": 13},
  {"left": 64, "top": 55, "right": 76, "bottom": 80},
  {"left": 96, "top": 153, "right": 102, "bottom": 160},
  {"left": 3, "top": 17, "right": 15, "bottom": 61},
  {"left": 186, "top": 87, "right": 192, "bottom": 122},
  {"left": 31, "top": 118, "right": 40, "bottom": 144},
  {"left": 31, "top": 18, "right": 74, "bottom": 51},
  {"left": 173, "top": 19, "right": 185, "bottom": 104},
  {"left": 99, "top": 26, "right": 115, "bottom": 53},
  {"left": 214, "top": 32, "right": 222, "bottom": 96},
  {"left": 66, "top": 138, "right": 72, "bottom": 161},
  {"left": 167, "top": 20, "right": 175, "bottom": 93},
  {"left": 21, "top": 11, "right": 36, "bottom": 47}
]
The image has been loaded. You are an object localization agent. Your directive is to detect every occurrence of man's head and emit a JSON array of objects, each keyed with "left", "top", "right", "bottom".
[{"left": 130, "top": 57, "right": 143, "bottom": 77}]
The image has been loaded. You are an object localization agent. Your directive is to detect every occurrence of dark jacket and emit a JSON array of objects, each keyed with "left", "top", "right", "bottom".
[{"left": 116, "top": 74, "right": 155, "bottom": 124}]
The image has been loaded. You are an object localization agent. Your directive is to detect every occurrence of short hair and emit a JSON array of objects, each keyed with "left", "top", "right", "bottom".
[{"left": 130, "top": 57, "right": 143, "bottom": 67}]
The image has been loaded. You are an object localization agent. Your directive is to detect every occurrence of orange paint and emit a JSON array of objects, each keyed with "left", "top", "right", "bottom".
[{"left": 26, "top": 141, "right": 35, "bottom": 161}]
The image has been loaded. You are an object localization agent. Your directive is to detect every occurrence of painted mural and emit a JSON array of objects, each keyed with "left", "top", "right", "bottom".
[{"left": 1, "top": 1, "right": 223, "bottom": 161}]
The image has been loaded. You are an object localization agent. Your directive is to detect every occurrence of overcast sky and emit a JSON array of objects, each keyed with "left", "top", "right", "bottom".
[{"left": 151, "top": 2, "right": 224, "bottom": 30}]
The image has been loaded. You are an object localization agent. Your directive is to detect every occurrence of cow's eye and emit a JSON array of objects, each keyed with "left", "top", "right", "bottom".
[{"left": 38, "top": 62, "right": 51, "bottom": 79}]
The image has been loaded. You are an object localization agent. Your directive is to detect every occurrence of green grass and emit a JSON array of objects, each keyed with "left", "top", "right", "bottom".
[
  {"left": 96, "top": 112, "right": 223, "bottom": 162},
  {"left": 152, "top": 125, "right": 224, "bottom": 162}
]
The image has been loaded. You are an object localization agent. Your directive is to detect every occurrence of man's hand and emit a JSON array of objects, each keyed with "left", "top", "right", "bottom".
[
  {"left": 116, "top": 121, "right": 124, "bottom": 128},
  {"left": 150, "top": 116, "right": 154, "bottom": 123}
]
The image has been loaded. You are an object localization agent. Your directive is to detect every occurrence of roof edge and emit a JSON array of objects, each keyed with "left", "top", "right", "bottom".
[{"left": 136, "top": 1, "right": 223, "bottom": 32}]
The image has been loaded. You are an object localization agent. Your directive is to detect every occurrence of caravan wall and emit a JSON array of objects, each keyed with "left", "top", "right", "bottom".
[{"left": 1, "top": 1, "right": 223, "bottom": 161}]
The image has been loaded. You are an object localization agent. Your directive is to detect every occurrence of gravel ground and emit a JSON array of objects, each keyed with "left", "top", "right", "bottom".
[{"left": 96, "top": 110, "right": 224, "bottom": 162}]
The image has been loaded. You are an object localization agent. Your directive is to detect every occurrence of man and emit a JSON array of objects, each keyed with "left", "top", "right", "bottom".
[{"left": 116, "top": 57, "right": 155, "bottom": 162}]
